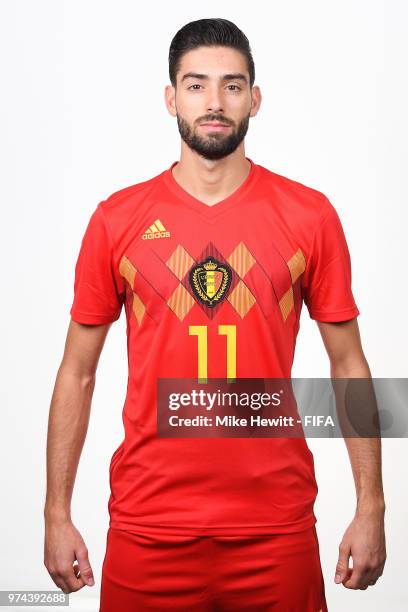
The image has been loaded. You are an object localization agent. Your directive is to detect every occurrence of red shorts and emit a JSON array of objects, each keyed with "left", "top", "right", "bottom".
[{"left": 99, "top": 526, "right": 328, "bottom": 611}]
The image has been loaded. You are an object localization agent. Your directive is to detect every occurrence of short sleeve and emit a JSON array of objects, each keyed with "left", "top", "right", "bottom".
[
  {"left": 70, "top": 203, "right": 125, "bottom": 325},
  {"left": 301, "top": 199, "right": 360, "bottom": 322}
]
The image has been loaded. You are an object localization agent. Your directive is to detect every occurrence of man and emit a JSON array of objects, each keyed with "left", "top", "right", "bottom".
[{"left": 44, "top": 18, "right": 386, "bottom": 611}]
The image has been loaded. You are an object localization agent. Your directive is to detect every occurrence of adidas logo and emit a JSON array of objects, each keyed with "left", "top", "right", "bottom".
[{"left": 142, "top": 219, "right": 171, "bottom": 240}]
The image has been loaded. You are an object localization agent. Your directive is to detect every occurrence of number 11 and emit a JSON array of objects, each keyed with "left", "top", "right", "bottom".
[{"left": 189, "top": 324, "right": 236, "bottom": 380}]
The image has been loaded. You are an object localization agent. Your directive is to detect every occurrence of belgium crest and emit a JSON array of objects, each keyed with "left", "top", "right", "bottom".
[{"left": 189, "top": 256, "right": 232, "bottom": 308}]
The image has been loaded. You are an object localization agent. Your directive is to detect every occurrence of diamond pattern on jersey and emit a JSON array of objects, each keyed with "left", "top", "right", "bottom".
[{"left": 119, "top": 242, "right": 306, "bottom": 325}]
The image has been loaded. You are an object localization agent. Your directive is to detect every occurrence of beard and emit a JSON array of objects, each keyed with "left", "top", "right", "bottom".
[{"left": 176, "top": 112, "right": 250, "bottom": 160}]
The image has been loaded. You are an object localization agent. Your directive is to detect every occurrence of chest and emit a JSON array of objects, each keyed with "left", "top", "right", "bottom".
[{"left": 118, "top": 203, "right": 307, "bottom": 327}]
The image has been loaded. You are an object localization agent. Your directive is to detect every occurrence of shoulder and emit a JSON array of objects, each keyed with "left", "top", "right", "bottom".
[
  {"left": 256, "top": 163, "right": 333, "bottom": 223},
  {"left": 254, "top": 163, "right": 345, "bottom": 265},
  {"left": 95, "top": 170, "right": 165, "bottom": 239},
  {"left": 99, "top": 170, "right": 164, "bottom": 214}
]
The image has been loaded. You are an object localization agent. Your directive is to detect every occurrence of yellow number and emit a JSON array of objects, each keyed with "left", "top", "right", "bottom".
[
  {"left": 218, "top": 325, "right": 236, "bottom": 379},
  {"left": 188, "top": 326, "right": 207, "bottom": 380},
  {"left": 189, "top": 324, "right": 236, "bottom": 381}
]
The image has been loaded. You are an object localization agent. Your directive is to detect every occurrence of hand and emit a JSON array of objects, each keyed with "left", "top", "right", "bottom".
[
  {"left": 334, "top": 507, "right": 386, "bottom": 589},
  {"left": 44, "top": 516, "right": 95, "bottom": 594}
]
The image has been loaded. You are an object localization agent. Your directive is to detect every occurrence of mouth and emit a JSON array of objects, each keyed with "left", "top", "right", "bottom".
[{"left": 199, "top": 121, "right": 232, "bottom": 132}]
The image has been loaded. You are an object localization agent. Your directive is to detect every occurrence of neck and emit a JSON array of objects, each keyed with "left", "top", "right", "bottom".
[{"left": 171, "top": 143, "right": 251, "bottom": 206}]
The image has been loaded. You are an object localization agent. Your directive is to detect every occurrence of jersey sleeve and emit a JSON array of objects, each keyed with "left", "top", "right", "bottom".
[
  {"left": 301, "top": 198, "right": 360, "bottom": 322},
  {"left": 70, "top": 203, "right": 125, "bottom": 325}
]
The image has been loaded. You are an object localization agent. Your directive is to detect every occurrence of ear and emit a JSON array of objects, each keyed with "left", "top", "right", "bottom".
[
  {"left": 164, "top": 84, "right": 177, "bottom": 117},
  {"left": 249, "top": 85, "right": 262, "bottom": 118}
]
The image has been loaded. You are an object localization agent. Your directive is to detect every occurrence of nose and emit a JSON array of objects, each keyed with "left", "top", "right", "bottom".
[
  {"left": 206, "top": 86, "right": 224, "bottom": 114},
  {"left": 207, "top": 102, "right": 223, "bottom": 114}
]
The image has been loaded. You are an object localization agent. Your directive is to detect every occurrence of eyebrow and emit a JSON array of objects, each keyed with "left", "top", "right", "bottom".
[{"left": 181, "top": 72, "right": 248, "bottom": 84}]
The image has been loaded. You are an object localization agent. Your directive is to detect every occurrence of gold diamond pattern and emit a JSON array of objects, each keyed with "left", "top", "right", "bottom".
[
  {"left": 166, "top": 244, "right": 195, "bottom": 280},
  {"left": 279, "top": 286, "right": 294, "bottom": 321},
  {"left": 227, "top": 280, "right": 256, "bottom": 318},
  {"left": 287, "top": 248, "right": 306, "bottom": 284},
  {"left": 167, "top": 284, "right": 195, "bottom": 321},
  {"left": 132, "top": 292, "right": 145, "bottom": 325},
  {"left": 227, "top": 241, "right": 256, "bottom": 278},
  {"left": 119, "top": 255, "right": 137, "bottom": 288}
]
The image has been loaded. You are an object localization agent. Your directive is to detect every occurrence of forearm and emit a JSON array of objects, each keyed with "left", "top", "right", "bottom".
[
  {"left": 44, "top": 366, "right": 95, "bottom": 522},
  {"left": 331, "top": 356, "right": 385, "bottom": 515},
  {"left": 343, "top": 437, "right": 385, "bottom": 515}
]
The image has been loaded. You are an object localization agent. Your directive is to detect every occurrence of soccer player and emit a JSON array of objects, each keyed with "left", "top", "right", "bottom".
[{"left": 44, "top": 18, "right": 386, "bottom": 611}]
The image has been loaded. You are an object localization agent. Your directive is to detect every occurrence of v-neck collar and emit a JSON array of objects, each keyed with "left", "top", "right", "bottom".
[{"left": 162, "top": 157, "right": 260, "bottom": 218}]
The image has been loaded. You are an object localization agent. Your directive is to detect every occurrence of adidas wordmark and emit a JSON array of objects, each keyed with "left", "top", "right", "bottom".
[{"left": 142, "top": 219, "right": 170, "bottom": 240}]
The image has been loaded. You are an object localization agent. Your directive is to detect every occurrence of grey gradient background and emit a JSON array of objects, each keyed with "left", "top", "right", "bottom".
[{"left": 1, "top": 1, "right": 407, "bottom": 610}]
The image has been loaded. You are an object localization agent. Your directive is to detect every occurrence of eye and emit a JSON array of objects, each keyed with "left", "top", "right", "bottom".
[
  {"left": 226, "top": 84, "right": 241, "bottom": 91},
  {"left": 188, "top": 84, "right": 203, "bottom": 90}
]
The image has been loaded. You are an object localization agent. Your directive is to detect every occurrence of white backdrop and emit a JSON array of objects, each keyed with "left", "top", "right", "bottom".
[{"left": 1, "top": 1, "right": 407, "bottom": 610}]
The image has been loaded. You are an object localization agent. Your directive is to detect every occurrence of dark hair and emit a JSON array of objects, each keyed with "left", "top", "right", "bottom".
[{"left": 169, "top": 18, "right": 255, "bottom": 87}]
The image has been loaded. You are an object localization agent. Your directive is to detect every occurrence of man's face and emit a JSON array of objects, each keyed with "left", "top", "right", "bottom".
[{"left": 167, "top": 46, "right": 260, "bottom": 160}]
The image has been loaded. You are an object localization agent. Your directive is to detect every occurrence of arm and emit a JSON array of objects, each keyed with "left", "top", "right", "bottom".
[
  {"left": 317, "top": 318, "right": 386, "bottom": 590},
  {"left": 44, "top": 319, "right": 111, "bottom": 594}
]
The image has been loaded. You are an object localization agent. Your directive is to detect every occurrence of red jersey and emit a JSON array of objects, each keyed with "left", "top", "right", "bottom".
[{"left": 70, "top": 158, "right": 359, "bottom": 535}]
